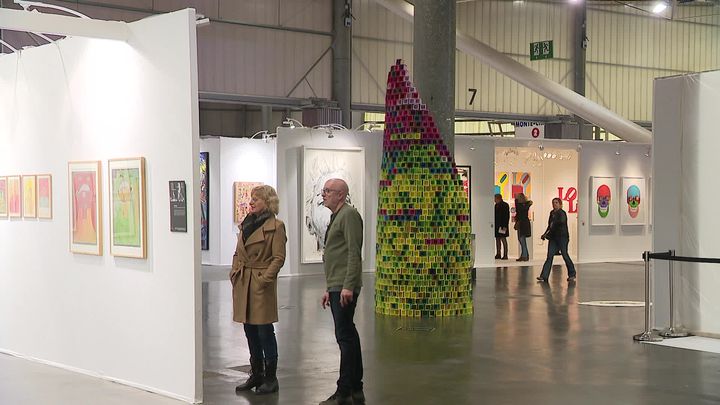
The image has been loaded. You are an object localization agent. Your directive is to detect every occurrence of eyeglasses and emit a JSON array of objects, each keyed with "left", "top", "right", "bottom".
[{"left": 321, "top": 188, "right": 341, "bottom": 195}]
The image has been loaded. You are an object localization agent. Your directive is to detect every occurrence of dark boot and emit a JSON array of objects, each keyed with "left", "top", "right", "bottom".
[
  {"left": 255, "top": 359, "right": 278, "bottom": 394},
  {"left": 235, "top": 357, "right": 264, "bottom": 392}
]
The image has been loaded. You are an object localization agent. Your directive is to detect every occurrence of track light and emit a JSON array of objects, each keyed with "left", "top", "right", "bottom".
[{"left": 282, "top": 118, "right": 304, "bottom": 129}]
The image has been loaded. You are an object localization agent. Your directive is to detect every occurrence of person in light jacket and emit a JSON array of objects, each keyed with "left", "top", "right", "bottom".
[{"left": 230, "top": 185, "right": 287, "bottom": 395}]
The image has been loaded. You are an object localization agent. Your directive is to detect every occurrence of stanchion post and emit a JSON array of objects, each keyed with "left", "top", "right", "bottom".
[
  {"left": 634, "top": 251, "right": 663, "bottom": 342},
  {"left": 661, "top": 249, "right": 689, "bottom": 338}
]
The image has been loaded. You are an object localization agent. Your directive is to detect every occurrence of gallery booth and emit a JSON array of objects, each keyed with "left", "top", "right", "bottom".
[{"left": 200, "top": 129, "right": 653, "bottom": 273}]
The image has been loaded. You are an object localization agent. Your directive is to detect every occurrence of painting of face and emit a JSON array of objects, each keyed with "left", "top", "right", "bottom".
[
  {"left": 596, "top": 184, "right": 611, "bottom": 218},
  {"left": 627, "top": 185, "right": 641, "bottom": 218},
  {"left": 621, "top": 178, "right": 646, "bottom": 225},
  {"left": 590, "top": 177, "right": 616, "bottom": 226}
]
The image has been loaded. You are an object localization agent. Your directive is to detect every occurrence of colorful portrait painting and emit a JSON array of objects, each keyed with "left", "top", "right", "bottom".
[
  {"left": 37, "top": 174, "right": 52, "bottom": 219},
  {"left": 495, "top": 172, "right": 509, "bottom": 200},
  {"left": 22, "top": 175, "right": 37, "bottom": 218},
  {"left": 69, "top": 161, "right": 102, "bottom": 255},
  {"left": 234, "top": 182, "right": 263, "bottom": 223},
  {"left": 200, "top": 152, "right": 209, "bottom": 250},
  {"left": 108, "top": 158, "right": 146, "bottom": 258},
  {"left": 621, "top": 177, "right": 646, "bottom": 225},
  {"left": 590, "top": 177, "right": 616, "bottom": 226},
  {"left": 0, "top": 177, "right": 7, "bottom": 217}
]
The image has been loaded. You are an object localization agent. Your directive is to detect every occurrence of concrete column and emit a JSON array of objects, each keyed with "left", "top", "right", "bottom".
[
  {"left": 413, "top": 0, "right": 455, "bottom": 153},
  {"left": 261, "top": 105, "right": 271, "bottom": 132},
  {"left": 572, "top": 0, "right": 593, "bottom": 140},
  {"left": 332, "top": 0, "right": 352, "bottom": 128}
]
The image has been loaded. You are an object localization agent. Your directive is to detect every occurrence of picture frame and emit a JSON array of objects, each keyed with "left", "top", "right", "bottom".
[
  {"left": 108, "top": 157, "right": 147, "bottom": 259},
  {"left": 68, "top": 161, "right": 102, "bottom": 255},
  {"left": 7, "top": 176, "right": 21, "bottom": 218},
  {"left": 620, "top": 177, "right": 646, "bottom": 226},
  {"left": 590, "top": 176, "right": 617, "bottom": 226},
  {"left": 22, "top": 175, "right": 37, "bottom": 218},
  {"left": 37, "top": 174, "right": 53, "bottom": 219},
  {"left": 169, "top": 180, "right": 187, "bottom": 233},
  {"left": 301, "top": 146, "right": 365, "bottom": 264},
  {"left": 0, "top": 176, "right": 7, "bottom": 218},
  {"left": 199, "top": 152, "right": 209, "bottom": 250}
]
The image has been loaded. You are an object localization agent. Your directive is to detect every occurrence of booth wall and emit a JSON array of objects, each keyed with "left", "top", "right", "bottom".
[
  {"left": 577, "top": 142, "right": 652, "bottom": 262},
  {"left": 0, "top": 10, "right": 202, "bottom": 402},
  {"left": 653, "top": 70, "right": 720, "bottom": 336},
  {"left": 276, "top": 128, "right": 382, "bottom": 276}
]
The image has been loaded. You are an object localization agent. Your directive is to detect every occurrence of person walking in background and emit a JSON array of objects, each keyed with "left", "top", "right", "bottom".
[
  {"left": 319, "top": 178, "right": 365, "bottom": 405},
  {"left": 537, "top": 198, "right": 577, "bottom": 283},
  {"left": 494, "top": 193, "right": 510, "bottom": 260},
  {"left": 514, "top": 193, "right": 533, "bottom": 262},
  {"left": 230, "top": 185, "right": 287, "bottom": 395}
]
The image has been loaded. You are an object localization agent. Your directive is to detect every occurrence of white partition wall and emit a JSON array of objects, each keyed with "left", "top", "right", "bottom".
[
  {"left": 0, "top": 10, "right": 202, "bottom": 403},
  {"left": 653, "top": 70, "right": 720, "bottom": 336}
]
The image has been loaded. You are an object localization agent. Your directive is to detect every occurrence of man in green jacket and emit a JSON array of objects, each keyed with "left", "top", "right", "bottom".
[{"left": 319, "top": 178, "right": 364, "bottom": 405}]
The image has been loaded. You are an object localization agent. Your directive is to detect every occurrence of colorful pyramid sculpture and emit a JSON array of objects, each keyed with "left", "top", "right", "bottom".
[{"left": 375, "top": 60, "right": 473, "bottom": 317}]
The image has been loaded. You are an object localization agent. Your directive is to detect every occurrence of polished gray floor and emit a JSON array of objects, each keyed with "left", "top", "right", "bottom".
[{"left": 3, "top": 263, "right": 720, "bottom": 404}]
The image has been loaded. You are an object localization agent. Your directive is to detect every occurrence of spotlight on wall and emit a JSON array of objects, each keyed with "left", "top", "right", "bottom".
[
  {"left": 615, "top": 145, "right": 622, "bottom": 156},
  {"left": 282, "top": 118, "right": 304, "bottom": 129},
  {"left": 538, "top": 143, "right": 544, "bottom": 151}
]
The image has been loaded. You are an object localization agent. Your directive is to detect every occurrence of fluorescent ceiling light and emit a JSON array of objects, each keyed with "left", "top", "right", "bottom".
[{"left": 652, "top": 2, "right": 668, "bottom": 13}]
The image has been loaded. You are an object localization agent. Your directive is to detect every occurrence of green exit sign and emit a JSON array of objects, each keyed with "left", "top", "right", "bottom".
[{"left": 530, "top": 40, "right": 553, "bottom": 61}]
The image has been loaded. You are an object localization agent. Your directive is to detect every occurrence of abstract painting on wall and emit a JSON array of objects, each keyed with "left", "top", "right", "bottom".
[
  {"left": 621, "top": 177, "right": 646, "bottom": 225},
  {"left": 8, "top": 176, "right": 21, "bottom": 218},
  {"left": 301, "top": 146, "right": 365, "bottom": 263},
  {"left": 494, "top": 172, "right": 509, "bottom": 199},
  {"left": 69, "top": 161, "right": 102, "bottom": 255},
  {"left": 457, "top": 165, "right": 471, "bottom": 207},
  {"left": 22, "top": 175, "right": 37, "bottom": 218},
  {"left": 37, "top": 174, "right": 52, "bottom": 219},
  {"left": 234, "top": 181, "right": 263, "bottom": 223},
  {"left": 109, "top": 157, "right": 147, "bottom": 259},
  {"left": 0, "top": 177, "right": 7, "bottom": 217},
  {"left": 590, "top": 176, "right": 616, "bottom": 226},
  {"left": 512, "top": 171, "right": 532, "bottom": 199},
  {"left": 200, "top": 152, "right": 209, "bottom": 250}
]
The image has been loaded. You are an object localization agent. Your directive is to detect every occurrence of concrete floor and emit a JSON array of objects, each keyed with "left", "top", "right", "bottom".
[{"left": 3, "top": 262, "right": 720, "bottom": 404}]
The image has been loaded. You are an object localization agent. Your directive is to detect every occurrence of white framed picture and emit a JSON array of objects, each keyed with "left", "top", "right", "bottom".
[
  {"left": 590, "top": 176, "right": 616, "bottom": 226},
  {"left": 301, "top": 146, "right": 365, "bottom": 264},
  {"left": 621, "top": 177, "right": 646, "bottom": 226}
]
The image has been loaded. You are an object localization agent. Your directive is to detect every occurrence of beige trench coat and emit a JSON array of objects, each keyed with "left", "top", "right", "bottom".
[{"left": 230, "top": 217, "right": 287, "bottom": 324}]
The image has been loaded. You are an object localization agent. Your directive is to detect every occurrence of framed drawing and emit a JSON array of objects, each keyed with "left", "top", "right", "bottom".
[
  {"left": 234, "top": 182, "right": 263, "bottom": 223},
  {"left": 37, "top": 174, "right": 53, "bottom": 219},
  {"left": 0, "top": 177, "right": 7, "bottom": 217},
  {"left": 109, "top": 157, "right": 147, "bottom": 259},
  {"left": 169, "top": 180, "right": 187, "bottom": 232},
  {"left": 200, "top": 152, "right": 209, "bottom": 250},
  {"left": 621, "top": 177, "right": 646, "bottom": 225},
  {"left": 8, "top": 176, "right": 21, "bottom": 218},
  {"left": 69, "top": 161, "right": 102, "bottom": 255},
  {"left": 302, "top": 146, "right": 365, "bottom": 264},
  {"left": 590, "top": 176, "right": 616, "bottom": 226},
  {"left": 22, "top": 175, "right": 37, "bottom": 218}
]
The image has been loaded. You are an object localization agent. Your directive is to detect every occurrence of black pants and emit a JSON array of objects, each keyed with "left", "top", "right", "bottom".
[
  {"left": 243, "top": 323, "right": 278, "bottom": 361},
  {"left": 329, "top": 291, "right": 363, "bottom": 395}
]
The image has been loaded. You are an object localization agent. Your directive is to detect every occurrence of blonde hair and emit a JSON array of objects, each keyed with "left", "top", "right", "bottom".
[{"left": 252, "top": 185, "right": 280, "bottom": 215}]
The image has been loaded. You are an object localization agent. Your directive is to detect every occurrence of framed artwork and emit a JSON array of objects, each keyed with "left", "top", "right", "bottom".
[
  {"left": 109, "top": 157, "right": 147, "bottom": 259},
  {"left": 169, "top": 180, "right": 187, "bottom": 232},
  {"left": 621, "top": 177, "right": 646, "bottom": 225},
  {"left": 68, "top": 161, "right": 102, "bottom": 255},
  {"left": 234, "top": 182, "right": 263, "bottom": 223},
  {"left": 200, "top": 152, "right": 209, "bottom": 250},
  {"left": 37, "top": 174, "right": 52, "bottom": 219},
  {"left": 8, "top": 176, "right": 21, "bottom": 218},
  {"left": 512, "top": 171, "right": 531, "bottom": 199},
  {"left": 0, "top": 177, "right": 7, "bottom": 217},
  {"left": 22, "top": 175, "right": 37, "bottom": 218},
  {"left": 302, "top": 146, "right": 365, "bottom": 264},
  {"left": 590, "top": 176, "right": 616, "bottom": 226},
  {"left": 457, "top": 166, "right": 471, "bottom": 206},
  {"left": 494, "top": 172, "right": 509, "bottom": 199}
]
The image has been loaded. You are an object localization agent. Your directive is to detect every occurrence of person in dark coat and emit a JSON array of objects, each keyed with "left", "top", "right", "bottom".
[
  {"left": 514, "top": 193, "right": 532, "bottom": 261},
  {"left": 537, "top": 198, "right": 577, "bottom": 282},
  {"left": 494, "top": 193, "right": 510, "bottom": 260}
]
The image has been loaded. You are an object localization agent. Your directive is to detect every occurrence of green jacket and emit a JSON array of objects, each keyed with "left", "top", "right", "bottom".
[{"left": 323, "top": 203, "right": 363, "bottom": 292}]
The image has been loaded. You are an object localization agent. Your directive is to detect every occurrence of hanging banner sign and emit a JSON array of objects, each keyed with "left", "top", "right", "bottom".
[{"left": 514, "top": 121, "right": 545, "bottom": 139}]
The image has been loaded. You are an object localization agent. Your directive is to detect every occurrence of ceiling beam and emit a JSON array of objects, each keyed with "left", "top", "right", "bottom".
[{"left": 0, "top": 8, "right": 128, "bottom": 41}]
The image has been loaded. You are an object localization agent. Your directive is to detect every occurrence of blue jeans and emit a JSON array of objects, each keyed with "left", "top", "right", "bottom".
[
  {"left": 329, "top": 291, "right": 363, "bottom": 395},
  {"left": 243, "top": 323, "right": 278, "bottom": 361},
  {"left": 540, "top": 237, "right": 576, "bottom": 279},
  {"left": 518, "top": 235, "right": 529, "bottom": 258}
]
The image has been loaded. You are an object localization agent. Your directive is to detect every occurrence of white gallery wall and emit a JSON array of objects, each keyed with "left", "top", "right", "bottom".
[
  {"left": 0, "top": 10, "right": 202, "bottom": 403},
  {"left": 653, "top": 70, "right": 720, "bottom": 336},
  {"left": 276, "top": 128, "right": 382, "bottom": 276}
]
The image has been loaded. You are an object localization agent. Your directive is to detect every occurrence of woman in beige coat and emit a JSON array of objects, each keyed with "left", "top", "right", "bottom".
[{"left": 230, "top": 185, "right": 287, "bottom": 395}]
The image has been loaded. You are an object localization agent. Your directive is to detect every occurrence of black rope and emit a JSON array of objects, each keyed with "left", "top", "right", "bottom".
[{"left": 644, "top": 251, "right": 720, "bottom": 264}]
